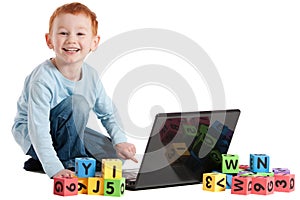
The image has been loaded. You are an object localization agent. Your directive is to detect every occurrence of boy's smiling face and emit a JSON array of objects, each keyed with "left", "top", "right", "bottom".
[{"left": 46, "top": 13, "right": 100, "bottom": 67}]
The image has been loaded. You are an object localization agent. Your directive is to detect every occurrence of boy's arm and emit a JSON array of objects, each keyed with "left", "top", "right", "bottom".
[
  {"left": 93, "top": 78, "right": 137, "bottom": 162},
  {"left": 28, "top": 82, "right": 64, "bottom": 178},
  {"left": 93, "top": 80, "right": 128, "bottom": 145}
]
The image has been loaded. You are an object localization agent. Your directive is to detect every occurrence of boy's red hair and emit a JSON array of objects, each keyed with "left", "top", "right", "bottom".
[{"left": 49, "top": 2, "right": 98, "bottom": 35}]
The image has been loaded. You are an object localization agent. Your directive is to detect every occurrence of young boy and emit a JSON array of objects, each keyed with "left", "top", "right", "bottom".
[{"left": 12, "top": 2, "right": 137, "bottom": 178}]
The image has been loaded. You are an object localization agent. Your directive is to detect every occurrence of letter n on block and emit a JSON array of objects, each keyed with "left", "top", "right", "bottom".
[
  {"left": 250, "top": 154, "right": 270, "bottom": 173},
  {"left": 102, "top": 159, "right": 122, "bottom": 179},
  {"left": 53, "top": 177, "right": 78, "bottom": 196},
  {"left": 231, "top": 176, "right": 252, "bottom": 195}
]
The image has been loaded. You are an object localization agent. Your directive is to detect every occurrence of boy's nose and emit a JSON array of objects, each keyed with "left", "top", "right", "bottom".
[{"left": 66, "top": 35, "right": 77, "bottom": 43}]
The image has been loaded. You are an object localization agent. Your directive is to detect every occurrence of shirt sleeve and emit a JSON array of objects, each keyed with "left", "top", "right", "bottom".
[
  {"left": 93, "top": 80, "right": 128, "bottom": 146},
  {"left": 28, "top": 81, "right": 64, "bottom": 178}
]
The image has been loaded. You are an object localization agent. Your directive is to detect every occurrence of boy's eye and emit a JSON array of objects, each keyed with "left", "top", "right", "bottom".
[
  {"left": 77, "top": 32, "right": 86, "bottom": 36},
  {"left": 59, "top": 32, "right": 68, "bottom": 36}
]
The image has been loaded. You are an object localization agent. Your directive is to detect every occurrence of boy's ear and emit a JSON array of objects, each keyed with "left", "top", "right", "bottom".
[
  {"left": 91, "top": 35, "right": 100, "bottom": 51},
  {"left": 45, "top": 33, "right": 54, "bottom": 49}
]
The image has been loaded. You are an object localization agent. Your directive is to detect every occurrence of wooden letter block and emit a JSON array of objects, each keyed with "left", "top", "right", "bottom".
[
  {"left": 274, "top": 174, "right": 295, "bottom": 192},
  {"left": 87, "top": 177, "right": 104, "bottom": 195},
  {"left": 102, "top": 159, "right": 122, "bottom": 179},
  {"left": 250, "top": 154, "right": 270, "bottom": 173},
  {"left": 231, "top": 176, "right": 252, "bottom": 195},
  {"left": 239, "top": 164, "right": 250, "bottom": 170},
  {"left": 104, "top": 178, "right": 125, "bottom": 197},
  {"left": 53, "top": 177, "right": 78, "bottom": 196},
  {"left": 202, "top": 173, "right": 226, "bottom": 192},
  {"left": 77, "top": 178, "right": 88, "bottom": 194},
  {"left": 252, "top": 176, "right": 274, "bottom": 195},
  {"left": 222, "top": 154, "right": 239, "bottom": 174},
  {"left": 252, "top": 176, "right": 275, "bottom": 195},
  {"left": 75, "top": 157, "right": 96, "bottom": 178},
  {"left": 255, "top": 172, "right": 274, "bottom": 177},
  {"left": 226, "top": 174, "right": 233, "bottom": 189},
  {"left": 273, "top": 168, "right": 290, "bottom": 174}
]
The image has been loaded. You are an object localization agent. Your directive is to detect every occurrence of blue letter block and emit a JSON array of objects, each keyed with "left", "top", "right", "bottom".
[
  {"left": 75, "top": 157, "right": 96, "bottom": 178},
  {"left": 250, "top": 154, "right": 270, "bottom": 173}
]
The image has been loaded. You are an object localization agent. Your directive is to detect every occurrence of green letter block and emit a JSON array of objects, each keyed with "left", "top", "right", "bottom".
[
  {"left": 222, "top": 154, "right": 239, "bottom": 174},
  {"left": 104, "top": 177, "right": 125, "bottom": 197}
]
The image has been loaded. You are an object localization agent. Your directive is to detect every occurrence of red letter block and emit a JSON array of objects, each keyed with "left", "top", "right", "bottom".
[
  {"left": 231, "top": 176, "right": 252, "bottom": 195},
  {"left": 252, "top": 176, "right": 274, "bottom": 195},
  {"left": 53, "top": 177, "right": 78, "bottom": 196},
  {"left": 274, "top": 174, "right": 295, "bottom": 192}
]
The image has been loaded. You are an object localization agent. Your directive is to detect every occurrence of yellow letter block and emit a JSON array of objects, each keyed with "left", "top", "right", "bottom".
[
  {"left": 87, "top": 177, "right": 104, "bottom": 195},
  {"left": 77, "top": 178, "right": 88, "bottom": 194},
  {"left": 203, "top": 173, "right": 226, "bottom": 192},
  {"left": 102, "top": 159, "right": 122, "bottom": 179}
]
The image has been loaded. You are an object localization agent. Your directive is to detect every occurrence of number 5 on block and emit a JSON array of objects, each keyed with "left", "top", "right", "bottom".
[{"left": 104, "top": 178, "right": 125, "bottom": 197}]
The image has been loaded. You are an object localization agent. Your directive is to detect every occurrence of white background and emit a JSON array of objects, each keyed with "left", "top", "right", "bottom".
[{"left": 0, "top": 0, "right": 299, "bottom": 199}]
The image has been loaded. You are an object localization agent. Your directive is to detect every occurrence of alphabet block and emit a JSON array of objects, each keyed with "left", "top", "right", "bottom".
[
  {"left": 87, "top": 177, "right": 104, "bottom": 195},
  {"left": 274, "top": 174, "right": 295, "bottom": 192},
  {"left": 211, "top": 171, "right": 232, "bottom": 189},
  {"left": 239, "top": 164, "right": 250, "bottom": 170},
  {"left": 75, "top": 157, "right": 96, "bottom": 178},
  {"left": 226, "top": 174, "right": 233, "bottom": 189},
  {"left": 222, "top": 154, "right": 239, "bottom": 174},
  {"left": 104, "top": 177, "right": 125, "bottom": 197},
  {"left": 273, "top": 168, "right": 290, "bottom": 174},
  {"left": 256, "top": 172, "right": 274, "bottom": 177},
  {"left": 238, "top": 170, "right": 256, "bottom": 177},
  {"left": 202, "top": 173, "right": 226, "bottom": 192},
  {"left": 102, "top": 159, "right": 122, "bottom": 179},
  {"left": 231, "top": 176, "right": 252, "bottom": 195},
  {"left": 252, "top": 176, "right": 274, "bottom": 195},
  {"left": 165, "top": 142, "right": 190, "bottom": 164},
  {"left": 250, "top": 154, "right": 270, "bottom": 173},
  {"left": 53, "top": 177, "right": 78, "bottom": 196},
  {"left": 77, "top": 178, "right": 88, "bottom": 194}
]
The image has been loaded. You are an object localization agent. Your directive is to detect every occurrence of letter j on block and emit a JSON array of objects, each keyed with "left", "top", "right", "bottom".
[{"left": 75, "top": 157, "right": 96, "bottom": 178}]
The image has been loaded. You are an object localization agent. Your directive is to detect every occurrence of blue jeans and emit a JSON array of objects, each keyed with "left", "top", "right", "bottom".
[{"left": 27, "top": 95, "right": 117, "bottom": 169}]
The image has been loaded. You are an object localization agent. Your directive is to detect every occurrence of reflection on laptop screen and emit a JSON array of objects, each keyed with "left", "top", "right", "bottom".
[{"left": 130, "top": 109, "right": 240, "bottom": 190}]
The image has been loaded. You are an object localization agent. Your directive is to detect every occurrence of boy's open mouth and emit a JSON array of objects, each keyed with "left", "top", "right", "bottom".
[{"left": 62, "top": 48, "right": 80, "bottom": 52}]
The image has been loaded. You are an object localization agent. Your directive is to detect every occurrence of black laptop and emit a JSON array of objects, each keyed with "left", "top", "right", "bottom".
[{"left": 124, "top": 109, "right": 241, "bottom": 190}]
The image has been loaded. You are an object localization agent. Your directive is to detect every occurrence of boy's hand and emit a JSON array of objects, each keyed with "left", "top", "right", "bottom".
[
  {"left": 53, "top": 169, "right": 74, "bottom": 178},
  {"left": 115, "top": 142, "right": 138, "bottom": 163}
]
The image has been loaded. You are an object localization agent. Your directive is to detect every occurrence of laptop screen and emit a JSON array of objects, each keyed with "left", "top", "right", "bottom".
[{"left": 134, "top": 109, "right": 241, "bottom": 190}]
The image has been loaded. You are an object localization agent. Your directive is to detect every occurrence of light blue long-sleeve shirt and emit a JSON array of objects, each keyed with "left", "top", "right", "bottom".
[{"left": 12, "top": 59, "right": 127, "bottom": 177}]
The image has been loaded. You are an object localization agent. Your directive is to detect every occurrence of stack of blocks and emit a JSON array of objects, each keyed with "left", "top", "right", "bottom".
[
  {"left": 53, "top": 157, "right": 125, "bottom": 197},
  {"left": 203, "top": 154, "right": 295, "bottom": 195}
]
